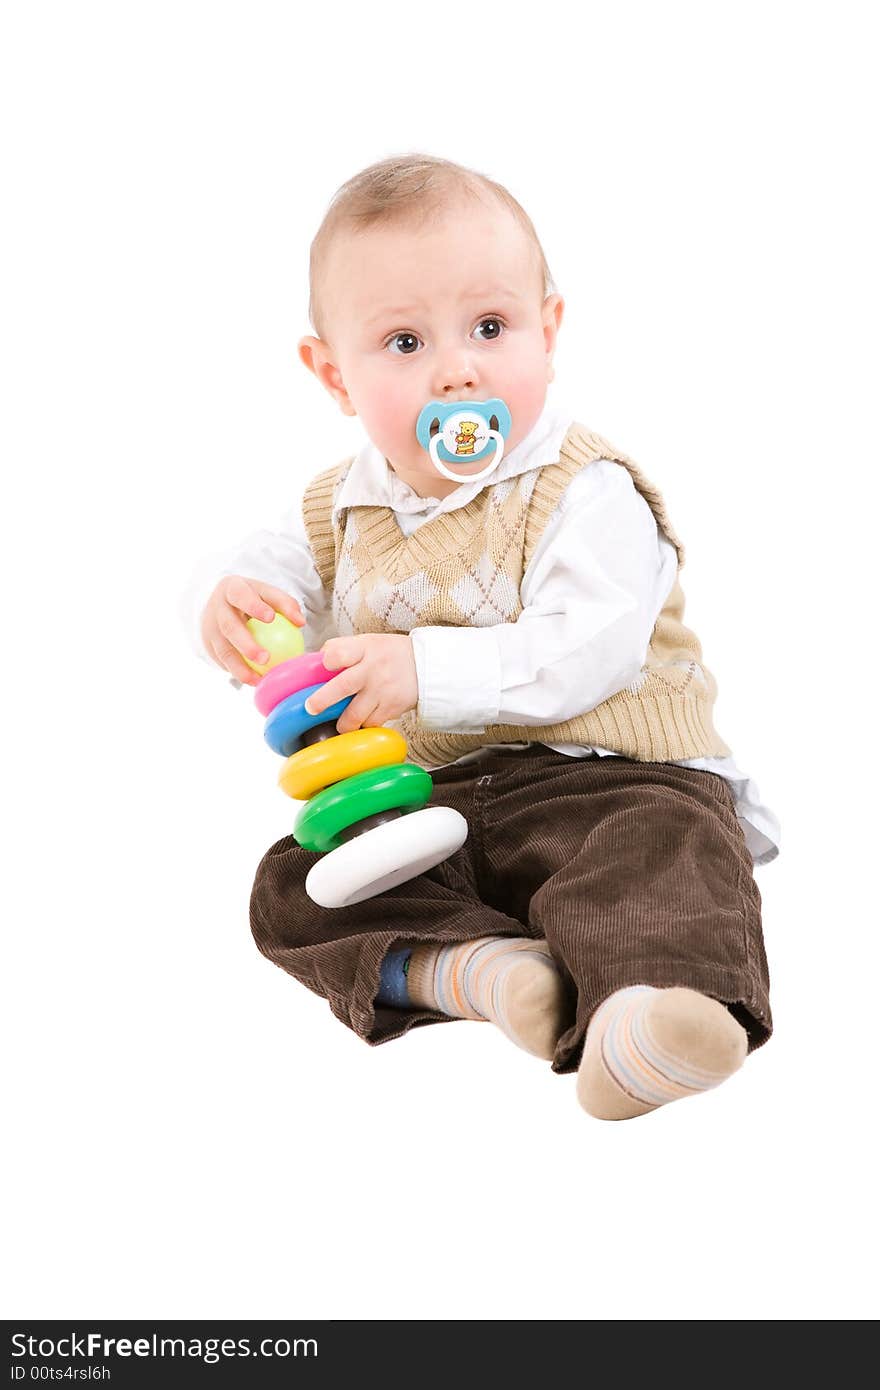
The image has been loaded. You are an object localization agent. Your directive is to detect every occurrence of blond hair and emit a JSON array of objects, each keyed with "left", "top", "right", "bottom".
[{"left": 307, "top": 153, "right": 555, "bottom": 341}]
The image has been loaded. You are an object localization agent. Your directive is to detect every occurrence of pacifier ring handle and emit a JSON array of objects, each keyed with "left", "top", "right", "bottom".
[{"left": 428, "top": 430, "right": 505, "bottom": 484}]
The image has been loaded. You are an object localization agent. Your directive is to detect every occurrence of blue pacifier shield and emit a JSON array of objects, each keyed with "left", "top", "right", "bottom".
[{"left": 415, "top": 398, "right": 512, "bottom": 483}]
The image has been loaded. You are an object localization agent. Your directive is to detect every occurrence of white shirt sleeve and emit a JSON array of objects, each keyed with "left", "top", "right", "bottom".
[
  {"left": 179, "top": 499, "right": 333, "bottom": 670},
  {"left": 409, "top": 460, "right": 678, "bottom": 731}
]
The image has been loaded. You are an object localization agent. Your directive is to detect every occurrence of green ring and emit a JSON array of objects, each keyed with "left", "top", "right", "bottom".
[{"left": 293, "top": 762, "right": 433, "bottom": 853}]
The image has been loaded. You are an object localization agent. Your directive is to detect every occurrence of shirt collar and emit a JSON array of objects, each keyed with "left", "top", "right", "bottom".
[{"left": 332, "top": 395, "right": 577, "bottom": 524}]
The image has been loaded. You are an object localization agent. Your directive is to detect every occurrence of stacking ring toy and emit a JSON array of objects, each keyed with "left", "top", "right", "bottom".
[{"left": 254, "top": 650, "right": 468, "bottom": 909}]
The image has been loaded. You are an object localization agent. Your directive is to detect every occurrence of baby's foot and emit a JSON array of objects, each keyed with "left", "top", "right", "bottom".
[
  {"left": 576, "top": 985, "right": 748, "bottom": 1120},
  {"left": 490, "top": 941, "right": 570, "bottom": 1059},
  {"left": 408, "top": 937, "right": 569, "bottom": 1059}
]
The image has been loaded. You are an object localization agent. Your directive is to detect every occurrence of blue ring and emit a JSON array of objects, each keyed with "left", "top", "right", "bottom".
[{"left": 264, "top": 683, "right": 354, "bottom": 758}]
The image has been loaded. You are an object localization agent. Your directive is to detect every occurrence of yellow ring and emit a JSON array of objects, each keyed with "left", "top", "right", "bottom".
[{"left": 278, "top": 727, "right": 408, "bottom": 800}]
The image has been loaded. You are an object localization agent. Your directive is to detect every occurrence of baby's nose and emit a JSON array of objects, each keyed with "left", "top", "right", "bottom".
[{"left": 432, "top": 350, "right": 479, "bottom": 396}]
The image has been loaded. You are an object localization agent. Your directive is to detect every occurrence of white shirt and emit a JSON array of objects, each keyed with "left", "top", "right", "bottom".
[{"left": 181, "top": 398, "right": 780, "bottom": 866}]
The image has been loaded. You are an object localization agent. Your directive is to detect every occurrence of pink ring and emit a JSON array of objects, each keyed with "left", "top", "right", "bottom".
[{"left": 254, "top": 652, "right": 339, "bottom": 716}]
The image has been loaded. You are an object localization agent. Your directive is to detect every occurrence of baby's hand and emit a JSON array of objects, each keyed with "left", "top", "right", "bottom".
[
  {"left": 201, "top": 575, "right": 305, "bottom": 687},
  {"left": 304, "top": 634, "right": 419, "bottom": 733}
]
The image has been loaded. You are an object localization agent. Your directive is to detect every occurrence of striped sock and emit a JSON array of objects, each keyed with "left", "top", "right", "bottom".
[
  {"left": 576, "top": 985, "right": 749, "bottom": 1121},
  {"left": 405, "top": 936, "right": 568, "bottom": 1060}
]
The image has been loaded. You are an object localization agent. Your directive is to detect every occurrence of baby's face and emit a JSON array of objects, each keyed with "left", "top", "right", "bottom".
[{"left": 302, "top": 197, "right": 563, "bottom": 496}]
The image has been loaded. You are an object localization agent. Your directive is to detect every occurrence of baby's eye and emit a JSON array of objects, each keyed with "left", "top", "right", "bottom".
[
  {"left": 386, "top": 332, "right": 422, "bottom": 356},
  {"left": 472, "top": 317, "right": 505, "bottom": 342}
]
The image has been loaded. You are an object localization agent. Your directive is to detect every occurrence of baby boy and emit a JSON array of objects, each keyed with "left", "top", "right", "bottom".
[{"left": 188, "top": 153, "right": 779, "bottom": 1122}]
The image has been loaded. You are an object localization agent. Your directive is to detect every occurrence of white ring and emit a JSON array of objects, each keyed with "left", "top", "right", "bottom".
[
  {"left": 429, "top": 430, "right": 505, "bottom": 483},
  {"left": 305, "top": 806, "right": 469, "bottom": 908}
]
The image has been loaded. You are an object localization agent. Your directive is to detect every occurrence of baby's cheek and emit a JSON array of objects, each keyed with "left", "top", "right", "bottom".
[
  {"left": 356, "top": 373, "right": 417, "bottom": 456},
  {"left": 501, "top": 360, "right": 550, "bottom": 448},
  {"left": 371, "top": 391, "right": 413, "bottom": 441}
]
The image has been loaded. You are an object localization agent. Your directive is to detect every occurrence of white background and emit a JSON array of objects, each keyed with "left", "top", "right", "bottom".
[{"left": 2, "top": 0, "right": 877, "bottom": 1322}]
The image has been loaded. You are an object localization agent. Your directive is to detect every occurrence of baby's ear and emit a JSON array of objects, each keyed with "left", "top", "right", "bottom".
[
  {"left": 297, "top": 335, "right": 357, "bottom": 417},
  {"left": 541, "top": 294, "right": 565, "bottom": 381}
]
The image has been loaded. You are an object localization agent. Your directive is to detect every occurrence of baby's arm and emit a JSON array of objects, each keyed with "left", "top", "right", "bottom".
[
  {"left": 180, "top": 501, "right": 331, "bottom": 687},
  {"left": 409, "top": 460, "right": 677, "bottom": 731}
]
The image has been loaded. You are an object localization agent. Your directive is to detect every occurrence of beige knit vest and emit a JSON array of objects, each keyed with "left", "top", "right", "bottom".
[{"left": 301, "top": 424, "right": 731, "bottom": 765}]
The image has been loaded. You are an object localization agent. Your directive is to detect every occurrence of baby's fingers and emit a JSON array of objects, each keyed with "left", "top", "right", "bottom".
[
  {"left": 224, "top": 576, "right": 277, "bottom": 625},
  {"left": 210, "top": 635, "right": 261, "bottom": 687},
  {"left": 304, "top": 667, "right": 360, "bottom": 717},
  {"left": 217, "top": 604, "right": 272, "bottom": 668},
  {"left": 253, "top": 583, "right": 306, "bottom": 628}
]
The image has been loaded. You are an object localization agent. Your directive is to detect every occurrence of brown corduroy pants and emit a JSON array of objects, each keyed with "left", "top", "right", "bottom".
[{"left": 250, "top": 745, "right": 772, "bottom": 1074}]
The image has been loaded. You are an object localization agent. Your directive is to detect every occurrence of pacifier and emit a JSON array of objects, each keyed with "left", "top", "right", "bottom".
[{"left": 415, "top": 398, "right": 512, "bottom": 484}]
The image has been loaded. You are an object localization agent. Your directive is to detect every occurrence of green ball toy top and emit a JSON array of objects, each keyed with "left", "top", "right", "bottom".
[{"left": 244, "top": 612, "right": 305, "bottom": 674}]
